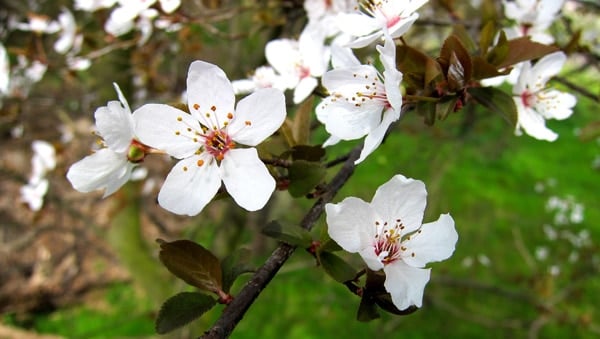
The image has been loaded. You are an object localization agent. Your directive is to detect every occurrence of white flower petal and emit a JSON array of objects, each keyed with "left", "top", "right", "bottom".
[
  {"left": 95, "top": 99, "right": 134, "bottom": 153},
  {"left": 330, "top": 43, "right": 360, "bottom": 69},
  {"left": 355, "top": 108, "right": 397, "bottom": 164},
  {"left": 105, "top": 6, "right": 137, "bottom": 36},
  {"left": 401, "top": 213, "right": 458, "bottom": 268},
  {"left": 265, "top": 39, "right": 302, "bottom": 80},
  {"left": 134, "top": 103, "right": 200, "bottom": 158},
  {"left": 159, "top": 0, "right": 180, "bottom": 13},
  {"left": 359, "top": 247, "right": 384, "bottom": 271},
  {"left": 293, "top": 76, "right": 318, "bottom": 104},
  {"left": 157, "top": 154, "right": 221, "bottom": 216},
  {"left": 229, "top": 88, "right": 286, "bottom": 146},
  {"left": 186, "top": 60, "right": 235, "bottom": 126},
  {"left": 0, "top": 43, "right": 9, "bottom": 94},
  {"left": 344, "top": 34, "right": 381, "bottom": 49},
  {"left": 20, "top": 179, "right": 49, "bottom": 211},
  {"left": 220, "top": 148, "right": 275, "bottom": 211},
  {"left": 32, "top": 140, "right": 57, "bottom": 172},
  {"left": 66, "top": 148, "right": 133, "bottom": 197},
  {"left": 321, "top": 65, "right": 378, "bottom": 96},
  {"left": 388, "top": 13, "right": 419, "bottom": 39},
  {"left": 529, "top": 52, "right": 566, "bottom": 86},
  {"left": 322, "top": 135, "right": 341, "bottom": 147},
  {"left": 336, "top": 13, "right": 380, "bottom": 37},
  {"left": 515, "top": 99, "right": 558, "bottom": 141},
  {"left": 536, "top": 90, "right": 576, "bottom": 120},
  {"left": 325, "top": 197, "right": 378, "bottom": 253},
  {"left": 371, "top": 175, "right": 427, "bottom": 234},
  {"left": 383, "top": 261, "right": 430, "bottom": 310},
  {"left": 317, "top": 99, "right": 382, "bottom": 140},
  {"left": 113, "top": 82, "right": 131, "bottom": 113}
]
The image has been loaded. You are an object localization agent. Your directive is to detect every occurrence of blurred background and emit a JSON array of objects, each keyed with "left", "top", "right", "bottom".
[{"left": 1, "top": 0, "right": 599, "bottom": 338}]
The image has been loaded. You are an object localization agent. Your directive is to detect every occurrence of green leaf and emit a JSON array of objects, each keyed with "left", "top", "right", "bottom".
[
  {"left": 155, "top": 292, "right": 216, "bottom": 334},
  {"left": 318, "top": 251, "right": 358, "bottom": 283},
  {"left": 396, "top": 45, "right": 442, "bottom": 90},
  {"left": 288, "top": 160, "right": 326, "bottom": 197},
  {"left": 439, "top": 35, "right": 472, "bottom": 85},
  {"left": 472, "top": 56, "right": 511, "bottom": 80},
  {"left": 262, "top": 220, "right": 313, "bottom": 247},
  {"left": 289, "top": 145, "right": 326, "bottom": 162},
  {"left": 436, "top": 95, "right": 459, "bottom": 120},
  {"left": 158, "top": 239, "right": 223, "bottom": 293},
  {"left": 467, "top": 87, "right": 518, "bottom": 127},
  {"left": 220, "top": 248, "right": 255, "bottom": 293},
  {"left": 486, "top": 30, "right": 509, "bottom": 66},
  {"left": 373, "top": 293, "right": 419, "bottom": 316},
  {"left": 292, "top": 96, "right": 314, "bottom": 145},
  {"left": 479, "top": 21, "right": 497, "bottom": 56},
  {"left": 493, "top": 37, "right": 560, "bottom": 69},
  {"left": 451, "top": 25, "right": 477, "bottom": 53},
  {"left": 280, "top": 118, "right": 296, "bottom": 147},
  {"left": 357, "top": 295, "right": 380, "bottom": 322},
  {"left": 319, "top": 238, "right": 343, "bottom": 253},
  {"left": 415, "top": 100, "right": 437, "bottom": 126}
]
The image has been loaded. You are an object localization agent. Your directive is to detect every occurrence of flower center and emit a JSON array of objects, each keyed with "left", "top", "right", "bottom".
[
  {"left": 373, "top": 218, "right": 405, "bottom": 265},
  {"left": 521, "top": 90, "right": 535, "bottom": 107},
  {"left": 359, "top": 0, "right": 401, "bottom": 28},
  {"left": 298, "top": 65, "right": 311, "bottom": 79},
  {"left": 354, "top": 71, "right": 391, "bottom": 108},
  {"left": 204, "top": 129, "right": 234, "bottom": 161}
]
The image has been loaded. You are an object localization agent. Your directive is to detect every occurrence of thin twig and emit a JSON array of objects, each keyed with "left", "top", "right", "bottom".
[{"left": 200, "top": 144, "right": 363, "bottom": 339}]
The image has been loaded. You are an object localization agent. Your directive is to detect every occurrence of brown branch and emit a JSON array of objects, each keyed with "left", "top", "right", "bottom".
[{"left": 201, "top": 144, "right": 363, "bottom": 339}]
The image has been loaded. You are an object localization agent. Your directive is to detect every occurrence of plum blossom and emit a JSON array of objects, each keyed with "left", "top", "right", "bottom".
[
  {"left": 336, "top": 0, "right": 428, "bottom": 48},
  {"left": 265, "top": 24, "right": 330, "bottom": 104},
  {"left": 67, "top": 84, "right": 147, "bottom": 197},
  {"left": 503, "top": 0, "right": 565, "bottom": 44},
  {"left": 134, "top": 61, "right": 286, "bottom": 216},
  {"left": 326, "top": 174, "right": 458, "bottom": 311},
  {"left": 512, "top": 51, "right": 576, "bottom": 141},
  {"left": 316, "top": 34, "right": 402, "bottom": 163}
]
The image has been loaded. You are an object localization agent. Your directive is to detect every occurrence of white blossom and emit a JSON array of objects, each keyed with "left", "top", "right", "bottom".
[
  {"left": 317, "top": 34, "right": 402, "bottom": 163},
  {"left": 326, "top": 174, "right": 458, "bottom": 310},
  {"left": 265, "top": 24, "right": 330, "bottom": 104},
  {"left": 513, "top": 52, "right": 576, "bottom": 141},
  {"left": 134, "top": 61, "right": 286, "bottom": 216},
  {"left": 67, "top": 84, "right": 143, "bottom": 197}
]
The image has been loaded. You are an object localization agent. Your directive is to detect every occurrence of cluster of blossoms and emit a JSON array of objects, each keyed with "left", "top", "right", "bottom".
[
  {"left": 64, "top": 0, "right": 580, "bottom": 316},
  {"left": 68, "top": 61, "right": 287, "bottom": 217},
  {"left": 233, "top": 0, "right": 427, "bottom": 163},
  {"left": 66, "top": 0, "right": 460, "bottom": 313}
]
